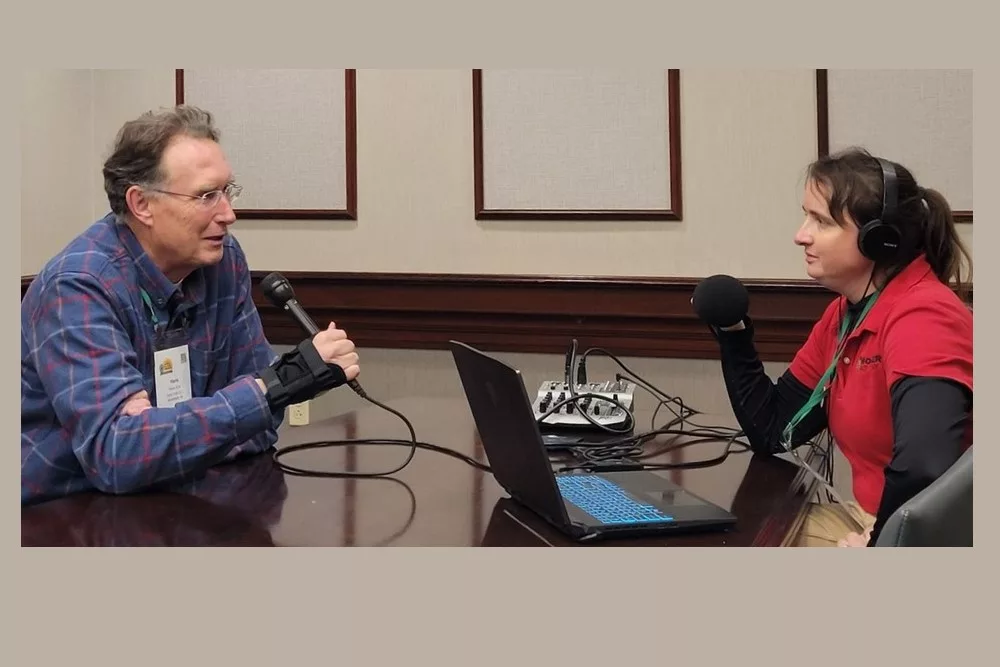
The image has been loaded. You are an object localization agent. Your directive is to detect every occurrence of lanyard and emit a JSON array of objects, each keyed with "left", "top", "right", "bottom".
[
  {"left": 139, "top": 288, "right": 161, "bottom": 329},
  {"left": 781, "top": 291, "right": 880, "bottom": 447}
]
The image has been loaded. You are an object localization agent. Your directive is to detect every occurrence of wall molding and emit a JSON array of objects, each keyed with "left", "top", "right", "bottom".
[
  {"left": 21, "top": 272, "right": 971, "bottom": 362},
  {"left": 247, "top": 272, "right": 832, "bottom": 361}
]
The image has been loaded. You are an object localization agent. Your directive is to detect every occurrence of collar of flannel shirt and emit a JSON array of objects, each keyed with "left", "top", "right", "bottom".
[{"left": 112, "top": 216, "right": 209, "bottom": 319}]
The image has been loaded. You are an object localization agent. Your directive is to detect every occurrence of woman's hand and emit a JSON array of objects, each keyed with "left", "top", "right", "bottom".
[{"left": 838, "top": 527, "right": 873, "bottom": 547}]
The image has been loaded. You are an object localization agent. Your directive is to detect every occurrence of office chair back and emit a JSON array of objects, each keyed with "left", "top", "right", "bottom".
[{"left": 874, "top": 447, "right": 973, "bottom": 547}]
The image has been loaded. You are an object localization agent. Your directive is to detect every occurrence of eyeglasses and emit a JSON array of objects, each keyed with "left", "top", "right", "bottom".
[{"left": 146, "top": 182, "right": 243, "bottom": 208}]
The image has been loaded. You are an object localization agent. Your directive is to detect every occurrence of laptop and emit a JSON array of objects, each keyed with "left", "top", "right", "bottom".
[{"left": 449, "top": 341, "right": 737, "bottom": 541}]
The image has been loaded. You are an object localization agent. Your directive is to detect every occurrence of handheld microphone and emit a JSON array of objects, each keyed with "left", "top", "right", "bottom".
[
  {"left": 691, "top": 274, "right": 750, "bottom": 328},
  {"left": 260, "top": 272, "right": 367, "bottom": 398},
  {"left": 260, "top": 272, "right": 420, "bottom": 480}
]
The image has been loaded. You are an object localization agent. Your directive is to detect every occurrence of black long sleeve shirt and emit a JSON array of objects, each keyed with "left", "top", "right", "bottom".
[{"left": 714, "top": 314, "right": 971, "bottom": 545}]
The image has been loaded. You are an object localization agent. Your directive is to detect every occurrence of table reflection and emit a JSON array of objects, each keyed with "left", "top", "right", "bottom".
[{"left": 21, "top": 451, "right": 288, "bottom": 547}]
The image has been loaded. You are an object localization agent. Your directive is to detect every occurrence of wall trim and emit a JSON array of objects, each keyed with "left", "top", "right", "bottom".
[
  {"left": 247, "top": 272, "right": 834, "bottom": 362},
  {"left": 21, "top": 271, "right": 971, "bottom": 361}
]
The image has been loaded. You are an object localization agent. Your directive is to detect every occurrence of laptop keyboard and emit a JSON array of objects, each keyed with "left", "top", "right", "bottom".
[{"left": 556, "top": 475, "right": 675, "bottom": 525}]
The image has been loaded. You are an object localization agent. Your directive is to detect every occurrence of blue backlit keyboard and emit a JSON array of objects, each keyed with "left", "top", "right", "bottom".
[{"left": 556, "top": 475, "right": 675, "bottom": 525}]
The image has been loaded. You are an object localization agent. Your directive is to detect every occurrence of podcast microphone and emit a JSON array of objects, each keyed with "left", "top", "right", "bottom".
[
  {"left": 691, "top": 274, "right": 750, "bottom": 328},
  {"left": 260, "top": 272, "right": 367, "bottom": 398}
]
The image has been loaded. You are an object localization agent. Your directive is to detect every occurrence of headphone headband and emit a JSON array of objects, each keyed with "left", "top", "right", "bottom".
[
  {"left": 877, "top": 157, "right": 898, "bottom": 227},
  {"left": 857, "top": 156, "right": 901, "bottom": 262}
]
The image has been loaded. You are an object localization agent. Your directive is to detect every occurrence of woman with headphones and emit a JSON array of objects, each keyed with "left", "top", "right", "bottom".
[{"left": 713, "top": 148, "right": 973, "bottom": 547}]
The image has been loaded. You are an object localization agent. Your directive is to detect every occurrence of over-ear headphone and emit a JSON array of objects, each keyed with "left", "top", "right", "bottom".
[{"left": 857, "top": 157, "right": 901, "bottom": 263}]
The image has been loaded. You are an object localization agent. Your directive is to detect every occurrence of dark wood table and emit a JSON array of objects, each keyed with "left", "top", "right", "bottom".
[{"left": 21, "top": 395, "right": 820, "bottom": 547}]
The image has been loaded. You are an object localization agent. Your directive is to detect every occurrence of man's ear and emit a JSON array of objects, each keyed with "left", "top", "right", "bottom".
[{"left": 125, "top": 185, "right": 155, "bottom": 228}]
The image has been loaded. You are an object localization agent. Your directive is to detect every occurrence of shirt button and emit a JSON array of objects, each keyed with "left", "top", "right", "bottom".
[
  {"left": 843, "top": 357, "right": 851, "bottom": 364},
  {"left": 156, "top": 298, "right": 165, "bottom": 306}
]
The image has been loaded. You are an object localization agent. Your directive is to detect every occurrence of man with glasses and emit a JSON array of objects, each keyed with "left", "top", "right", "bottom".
[{"left": 21, "top": 105, "right": 360, "bottom": 505}]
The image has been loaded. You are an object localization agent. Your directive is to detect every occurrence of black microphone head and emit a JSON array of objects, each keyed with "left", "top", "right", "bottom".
[
  {"left": 692, "top": 274, "right": 750, "bottom": 327},
  {"left": 260, "top": 272, "right": 296, "bottom": 307}
]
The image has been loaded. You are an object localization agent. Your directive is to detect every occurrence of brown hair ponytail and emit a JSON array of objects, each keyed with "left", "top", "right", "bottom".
[{"left": 919, "top": 186, "right": 972, "bottom": 302}]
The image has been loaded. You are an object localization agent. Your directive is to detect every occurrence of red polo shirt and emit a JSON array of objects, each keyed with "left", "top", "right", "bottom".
[{"left": 788, "top": 255, "right": 973, "bottom": 515}]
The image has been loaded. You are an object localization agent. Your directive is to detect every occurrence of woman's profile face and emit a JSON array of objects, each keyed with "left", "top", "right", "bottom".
[{"left": 794, "top": 179, "right": 872, "bottom": 297}]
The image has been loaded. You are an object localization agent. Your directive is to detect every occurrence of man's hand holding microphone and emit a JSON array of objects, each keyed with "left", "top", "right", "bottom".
[{"left": 255, "top": 273, "right": 366, "bottom": 410}]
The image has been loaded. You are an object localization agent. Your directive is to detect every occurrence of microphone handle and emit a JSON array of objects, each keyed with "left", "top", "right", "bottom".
[
  {"left": 285, "top": 299, "right": 321, "bottom": 336},
  {"left": 284, "top": 299, "right": 365, "bottom": 395}
]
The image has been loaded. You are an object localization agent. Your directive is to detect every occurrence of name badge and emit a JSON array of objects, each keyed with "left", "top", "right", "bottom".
[{"left": 153, "top": 328, "right": 192, "bottom": 408}]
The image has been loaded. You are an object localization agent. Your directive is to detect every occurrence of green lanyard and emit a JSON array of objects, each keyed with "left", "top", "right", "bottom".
[
  {"left": 139, "top": 289, "right": 161, "bottom": 329},
  {"left": 781, "top": 291, "right": 880, "bottom": 448}
]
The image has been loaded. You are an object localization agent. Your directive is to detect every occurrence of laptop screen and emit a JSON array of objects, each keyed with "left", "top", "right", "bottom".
[{"left": 450, "top": 341, "right": 571, "bottom": 525}]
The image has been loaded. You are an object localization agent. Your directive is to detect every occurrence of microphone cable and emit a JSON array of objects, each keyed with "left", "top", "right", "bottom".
[
  {"left": 272, "top": 388, "right": 421, "bottom": 478},
  {"left": 548, "top": 344, "right": 755, "bottom": 472},
  {"left": 272, "top": 385, "right": 493, "bottom": 477},
  {"left": 262, "top": 271, "right": 753, "bottom": 479},
  {"left": 273, "top": 432, "right": 492, "bottom": 478},
  {"left": 259, "top": 271, "right": 490, "bottom": 478}
]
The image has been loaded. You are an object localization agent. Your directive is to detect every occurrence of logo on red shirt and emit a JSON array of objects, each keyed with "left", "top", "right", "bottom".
[{"left": 856, "top": 354, "right": 882, "bottom": 371}]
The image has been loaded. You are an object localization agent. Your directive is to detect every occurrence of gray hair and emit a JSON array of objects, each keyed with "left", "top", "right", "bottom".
[{"left": 102, "top": 105, "right": 220, "bottom": 218}]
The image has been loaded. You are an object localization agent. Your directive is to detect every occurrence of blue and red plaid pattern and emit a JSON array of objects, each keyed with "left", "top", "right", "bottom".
[{"left": 21, "top": 213, "right": 284, "bottom": 505}]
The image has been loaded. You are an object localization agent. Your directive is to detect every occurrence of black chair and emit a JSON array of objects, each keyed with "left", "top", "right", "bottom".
[{"left": 874, "top": 447, "right": 973, "bottom": 547}]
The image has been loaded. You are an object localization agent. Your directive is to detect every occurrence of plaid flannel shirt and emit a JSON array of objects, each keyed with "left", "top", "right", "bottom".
[{"left": 21, "top": 213, "right": 284, "bottom": 505}]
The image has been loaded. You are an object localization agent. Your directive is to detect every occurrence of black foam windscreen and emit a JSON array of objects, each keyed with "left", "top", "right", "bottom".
[
  {"left": 691, "top": 274, "right": 750, "bottom": 328},
  {"left": 260, "top": 272, "right": 295, "bottom": 307}
]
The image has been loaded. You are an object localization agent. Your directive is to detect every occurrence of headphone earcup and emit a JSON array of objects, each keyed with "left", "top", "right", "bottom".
[{"left": 858, "top": 219, "right": 901, "bottom": 262}]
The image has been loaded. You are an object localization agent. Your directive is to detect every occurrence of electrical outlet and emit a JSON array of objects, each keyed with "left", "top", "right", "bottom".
[{"left": 288, "top": 401, "right": 310, "bottom": 426}]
